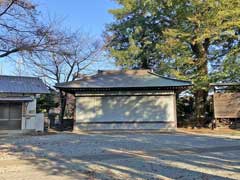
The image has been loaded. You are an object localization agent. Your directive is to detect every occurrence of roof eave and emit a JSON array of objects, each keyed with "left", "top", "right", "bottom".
[
  {"left": 0, "top": 91, "right": 50, "bottom": 94},
  {"left": 210, "top": 83, "right": 240, "bottom": 87},
  {"left": 56, "top": 85, "right": 192, "bottom": 93}
]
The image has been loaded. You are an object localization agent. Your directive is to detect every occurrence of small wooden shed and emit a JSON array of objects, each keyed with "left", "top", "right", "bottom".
[
  {"left": 0, "top": 75, "right": 49, "bottom": 131},
  {"left": 56, "top": 70, "right": 191, "bottom": 131},
  {"left": 210, "top": 83, "right": 240, "bottom": 127}
]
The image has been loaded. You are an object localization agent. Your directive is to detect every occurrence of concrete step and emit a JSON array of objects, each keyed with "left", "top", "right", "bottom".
[{"left": 0, "top": 130, "right": 34, "bottom": 138}]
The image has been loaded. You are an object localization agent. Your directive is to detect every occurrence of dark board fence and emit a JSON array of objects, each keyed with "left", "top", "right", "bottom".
[{"left": 214, "top": 93, "right": 240, "bottom": 118}]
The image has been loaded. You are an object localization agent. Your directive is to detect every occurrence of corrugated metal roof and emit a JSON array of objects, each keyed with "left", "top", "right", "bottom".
[
  {"left": 0, "top": 75, "right": 49, "bottom": 94},
  {"left": 55, "top": 70, "right": 192, "bottom": 89}
]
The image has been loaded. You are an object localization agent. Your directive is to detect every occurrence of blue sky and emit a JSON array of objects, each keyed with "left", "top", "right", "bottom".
[
  {"left": 35, "top": 0, "right": 119, "bottom": 37},
  {"left": 1, "top": 0, "right": 119, "bottom": 75}
]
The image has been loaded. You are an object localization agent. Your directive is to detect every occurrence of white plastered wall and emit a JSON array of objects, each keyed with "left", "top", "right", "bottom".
[
  {"left": 21, "top": 96, "right": 44, "bottom": 132},
  {"left": 75, "top": 91, "right": 177, "bottom": 130}
]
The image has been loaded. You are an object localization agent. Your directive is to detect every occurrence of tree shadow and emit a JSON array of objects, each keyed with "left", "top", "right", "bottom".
[
  {"left": 76, "top": 92, "right": 174, "bottom": 130},
  {"left": 0, "top": 133, "right": 239, "bottom": 179}
]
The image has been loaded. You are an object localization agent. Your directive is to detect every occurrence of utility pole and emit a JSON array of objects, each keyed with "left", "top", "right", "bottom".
[{"left": 16, "top": 59, "right": 24, "bottom": 76}]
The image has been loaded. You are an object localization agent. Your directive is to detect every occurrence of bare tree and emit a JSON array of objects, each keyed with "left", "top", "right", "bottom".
[
  {"left": 0, "top": 0, "right": 67, "bottom": 59},
  {"left": 26, "top": 30, "right": 102, "bottom": 123}
]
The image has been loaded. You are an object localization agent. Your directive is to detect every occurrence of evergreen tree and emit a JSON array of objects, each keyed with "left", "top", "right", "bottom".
[{"left": 106, "top": 0, "right": 240, "bottom": 126}]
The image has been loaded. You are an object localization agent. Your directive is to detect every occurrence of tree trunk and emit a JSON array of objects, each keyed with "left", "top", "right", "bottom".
[
  {"left": 194, "top": 89, "right": 208, "bottom": 127},
  {"left": 191, "top": 40, "right": 209, "bottom": 127},
  {"left": 141, "top": 58, "right": 149, "bottom": 69},
  {"left": 59, "top": 90, "right": 67, "bottom": 127}
]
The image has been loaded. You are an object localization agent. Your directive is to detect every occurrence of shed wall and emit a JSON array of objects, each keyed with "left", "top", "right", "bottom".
[
  {"left": 0, "top": 94, "right": 44, "bottom": 132},
  {"left": 75, "top": 93, "right": 176, "bottom": 131},
  {"left": 22, "top": 97, "right": 37, "bottom": 130}
]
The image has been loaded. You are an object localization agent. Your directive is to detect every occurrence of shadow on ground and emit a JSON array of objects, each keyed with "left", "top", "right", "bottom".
[{"left": 0, "top": 132, "right": 240, "bottom": 180}]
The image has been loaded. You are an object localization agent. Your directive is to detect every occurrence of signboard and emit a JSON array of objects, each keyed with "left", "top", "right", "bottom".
[{"left": 214, "top": 93, "right": 240, "bottom": 118}]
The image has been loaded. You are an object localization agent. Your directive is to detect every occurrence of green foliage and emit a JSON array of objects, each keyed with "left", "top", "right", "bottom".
[
  {"left": 106, "top": 0, "right": 240, "bottom": 90},
  {"left": 212, "top": 56, "right": 240, "bottom": 82},
  {"left": 36, "top": 93, "right": 57, "bottom": 113}
]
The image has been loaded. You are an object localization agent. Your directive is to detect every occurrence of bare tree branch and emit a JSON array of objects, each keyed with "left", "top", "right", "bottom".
[
  {"left": 25, "top": 29, "right": 102, "bottom": 86},
  {"left": 0, "top": 0, "right": 15, "bottom": 17},
  {"left": 0, "top": 0, "right": 68, "bottom": 59}
]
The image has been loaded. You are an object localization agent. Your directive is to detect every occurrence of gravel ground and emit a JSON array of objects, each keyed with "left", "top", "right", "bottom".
[{"left": 0, "top": 132, "right": 239, "bottom": 180}]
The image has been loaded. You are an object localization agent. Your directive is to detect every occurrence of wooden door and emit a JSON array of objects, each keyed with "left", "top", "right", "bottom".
[{"left": 0, "top": 103, "right": 22, "bottom": 130}]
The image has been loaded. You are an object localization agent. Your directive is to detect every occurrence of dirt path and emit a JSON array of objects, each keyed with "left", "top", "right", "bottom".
[{"left": 0, "top": 133, "right": 239, "bottom": 180}]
